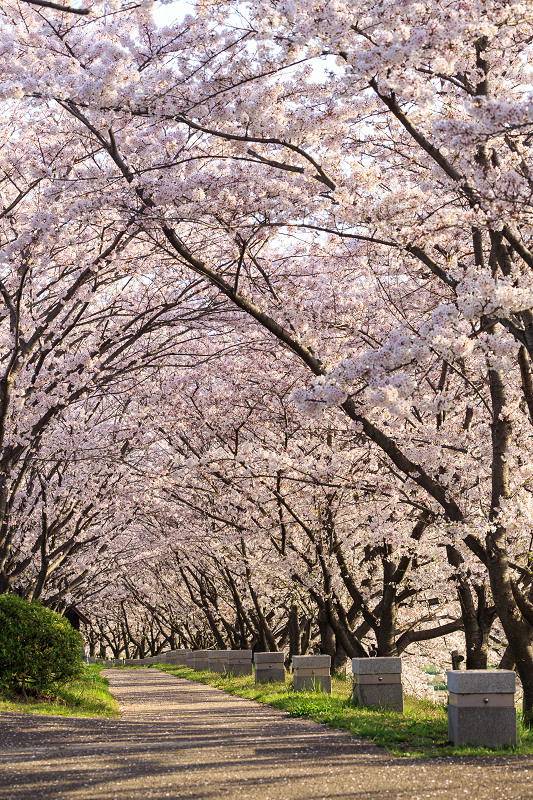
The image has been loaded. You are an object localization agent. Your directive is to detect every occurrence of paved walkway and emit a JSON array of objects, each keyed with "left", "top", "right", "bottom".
[{"left": 0, "top": 669, "right": 532, "bottom": 800}]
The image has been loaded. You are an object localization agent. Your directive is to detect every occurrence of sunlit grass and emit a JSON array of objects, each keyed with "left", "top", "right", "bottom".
[
  {"left": 0, "top": 664, "right": 119, "bottom": 718},
  {"left": 155, "top": 663, "right": 533, "bottom": 758}
]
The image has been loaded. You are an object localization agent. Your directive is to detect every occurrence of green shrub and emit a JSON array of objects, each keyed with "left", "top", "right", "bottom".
[{"left": 0, "top": 594, "right": 83, "bottom": 695}]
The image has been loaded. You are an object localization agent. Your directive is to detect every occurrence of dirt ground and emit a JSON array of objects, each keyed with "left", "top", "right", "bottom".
[{"left": 0, "top": 668, "right": 532, "bottom": 800}]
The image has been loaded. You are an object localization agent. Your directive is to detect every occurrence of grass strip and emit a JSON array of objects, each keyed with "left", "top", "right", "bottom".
[
  {"left": 0, "top": 664, "right": 120, "bottom": 718},
  {"left": 153, "top": 663, "right": 533, "bottom": 758}
]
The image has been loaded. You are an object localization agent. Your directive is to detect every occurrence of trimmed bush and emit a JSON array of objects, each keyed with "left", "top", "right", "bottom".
[{"left": 0, "top": 594, "right": 83, "bottom": 695}]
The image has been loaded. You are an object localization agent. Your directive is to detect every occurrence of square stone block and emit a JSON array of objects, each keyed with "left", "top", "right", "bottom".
[
  {"left": 447, "top": 669, "right": 515, "bottom": 694},
  {"left": 292, "top": 654, "right": 331, "bottom": 670},
  {"left": 353, "top": 682, "right": 403, "bottom": 712},
  {"left": 293, "top": 675, "right": 331, "bottom": 694},
  {"left": 352, "top": 657, "right": 402, "bottom": 675},
  {"left": 447, "top": 669, "right": 516, "bottom": 747},
  {"left": 226, "top": 651, "right": 252, "bottom": 674},
  {"left": 448, "top": 705, "right": 517, "bottom": 747},
  {"left": 254, "top": 652, "right": 285, "bottom": 664},
  {"left": 255, "top": 668, "right": 286, "bottom": 684},
  {"left": 191, "top": 650, "right": 210, "bottom": 671},
  {"left": 208, "top": 653, "right": 229, "bottom": 673},
  {"left": 164, "top": 649, "right": 192, "bottom": 664}
]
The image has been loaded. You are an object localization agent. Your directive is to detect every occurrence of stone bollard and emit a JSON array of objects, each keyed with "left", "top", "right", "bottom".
[
  {"left": 191, "top": 650, "right": 210, "bottom": 671},
  {"left": 292, "top": 655, "right": 331, "bottom": 693},
  {"left": 254, "top": 652, "right": 286, "bottom": 684},
  {"left": 447, "top": 669, "right": 516, "bottom": 747},
  {"left": 226, "top": 650, "right": 253, "bottom": 676},
  {"left": 124, "top": 658, "right": 137, "bottom": 666},
  {"left": 208, "top": 650, "right": 229, "bottom": 673},
  {"left": 162, "top": 649, "right": 192, "bottom": 666},
  {"left": 352, "top": 657, "right": 403, "bottom": 712}
]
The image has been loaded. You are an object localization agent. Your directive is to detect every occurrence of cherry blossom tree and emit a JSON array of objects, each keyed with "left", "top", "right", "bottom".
[
  {"left": 0, "top": 60, "right": 228, "bottom": 598},
  {"left": 3, "top": 0, "right": 533, "bottom": 719}
]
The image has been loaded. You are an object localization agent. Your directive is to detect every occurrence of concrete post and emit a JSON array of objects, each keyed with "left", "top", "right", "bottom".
[
  {"left": 191, "top": 650, "right": 210, "bottom": 671},
  {"left": 447, "top": 669, "right": 516, "bottom": 746},
  {"left": 161, "top": 649, "right": 192, "bottom": 666},
  {"left": 226, "top": 650, "right": 253, "bottom": 676},
  {"left": 292, "top": 655, "right": 331, "bottom": 693},
  {"left": 208, "top": 650, "right": 229, "bottom": 673},
  {"left": 352, "top": 657, "right": 403, "bottom": 712},
  {"left": 254, "top": 652, "right": 286, "bottom": 684}
]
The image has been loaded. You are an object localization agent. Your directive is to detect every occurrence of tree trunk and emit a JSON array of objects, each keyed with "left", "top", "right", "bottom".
[
  {"left": 288, "top": 604, "right": 300, "bottom": 661},
  {"left": 318, "top": 609, "right": 335, "bottom": 657},
  {"left": 447, "top": 545, "right": 494, "bottom": 669},
  {"left": 487, "top": 523, "right": 533, "bottom": 724},
  {"left": 488, "top": 367, "right": 533, "bottom": 724}
]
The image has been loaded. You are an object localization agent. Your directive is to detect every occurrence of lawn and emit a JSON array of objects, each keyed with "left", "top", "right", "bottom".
[
  {"left": 0, "top": 664, "right": 120, "bottom": 718},
  {"left": 155, "top": 663, "right": 533, "bottom": 758}
]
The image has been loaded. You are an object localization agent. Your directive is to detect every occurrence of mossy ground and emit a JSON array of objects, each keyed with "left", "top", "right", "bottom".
[
  {"left": 0, "top": 664, "right": 119, "bottom": 718},
  {"left": 154, "top": 663, "right": 533, "bottom": 758}
]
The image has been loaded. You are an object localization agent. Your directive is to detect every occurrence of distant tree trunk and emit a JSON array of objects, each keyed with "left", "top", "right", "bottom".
[
  {"left": 318, "top": 609, "right": 335, "bottom": 657},
  {"left": 447, "top": 547, "right": 496, "bottom": 669},
  {"left": 332, "top": 639, "right": 347, "bottom": 672},
  {"left": 288, "top": 604, "right": 300, "bottom": 662}
]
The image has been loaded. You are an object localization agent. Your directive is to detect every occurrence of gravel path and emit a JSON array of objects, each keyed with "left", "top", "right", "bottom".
[{"left": 0, "top": 668, "right": 532, "bottom": 800}]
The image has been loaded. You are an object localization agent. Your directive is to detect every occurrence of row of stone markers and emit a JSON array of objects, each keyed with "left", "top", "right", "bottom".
[
  {"left": 355, "top": 658, "right": 518, "bottom": 748},
  {"left": 352, "top": 658, "right": 517, "bottom": 749},
  {"left": 118, "top": 648, "right": 518, "bottom": 748}
]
